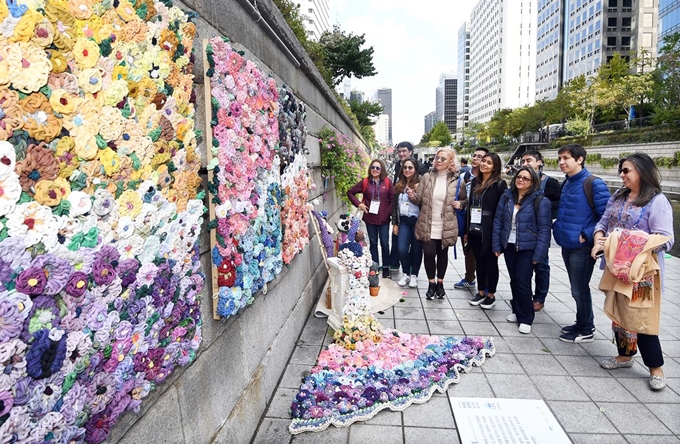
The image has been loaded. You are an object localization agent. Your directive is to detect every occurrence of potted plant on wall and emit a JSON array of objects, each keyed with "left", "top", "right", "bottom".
[{"left": 368, "top": 262, "right": 380, "bottom": 296}]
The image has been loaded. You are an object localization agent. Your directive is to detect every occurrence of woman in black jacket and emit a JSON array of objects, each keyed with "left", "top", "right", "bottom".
[{"left": 467, "top": 153, "right": 507, "bottom": 309}]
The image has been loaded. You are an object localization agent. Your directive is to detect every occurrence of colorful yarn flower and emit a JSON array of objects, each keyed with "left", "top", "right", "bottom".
[
  {"left": 8, "top": 41, "right": 52, "bottom": 93},
  {"left": 0, "top": 87, "right": 23, "bottom": 139},
  {"left": 0, "top": 300, "right": 23, "bottom": 342},
  {"left": 25, "top": 329, "right": 67, "bottom": 379},
  {"left": 18, "top": 93, "right": 63, "bottom": 142},
  {"left": 15, "top": 142, "right": 59, "bottom": 192}
]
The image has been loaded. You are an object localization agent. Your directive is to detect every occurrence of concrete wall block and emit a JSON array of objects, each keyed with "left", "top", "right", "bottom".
[{"left": 117, "top": 386, "right": 185, "bottom": 444}]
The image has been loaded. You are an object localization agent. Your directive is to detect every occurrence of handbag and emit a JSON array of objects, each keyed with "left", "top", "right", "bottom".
[{"left": 468, "top": 223, "right": 482, "bottom": 236}]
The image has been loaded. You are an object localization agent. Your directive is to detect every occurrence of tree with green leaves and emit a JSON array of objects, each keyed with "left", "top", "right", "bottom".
[
  {"left": 652, "top": 32, "right": 680, "bottom": 122},
  {"left": 318, "top": 25, "right": 378, "bottom": 86},
  {"left": 349, "top": 100, "right": 383, "bottom": 128},
  {"left": 428, "top": 121, "right": 453, "bottom": 147}
]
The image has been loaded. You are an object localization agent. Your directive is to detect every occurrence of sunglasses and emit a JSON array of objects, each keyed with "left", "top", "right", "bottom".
[
  {"left": 516, "top": 176, "right": 532, "bottom": 182},
  {"left": 435, "top": 156, "right": 450, "bottom": 162},
  {"left": 402, "top": 166, "right": 415, "bottom": 170},
  {"left": 619, "top": 167, "right": 633, "bottom": 174},
  {"left": 370, "top": 165, "right": 382, "bottom": 170}
]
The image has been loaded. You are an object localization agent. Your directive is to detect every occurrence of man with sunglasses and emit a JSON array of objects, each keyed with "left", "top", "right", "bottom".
[{"left": 454, "top": 147, "right": 489, "bottom": 291}]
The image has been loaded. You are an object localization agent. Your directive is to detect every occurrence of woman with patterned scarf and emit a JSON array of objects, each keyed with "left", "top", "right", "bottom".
[{"left": 591, "top": 153, "right": 674, "bottom": 391}]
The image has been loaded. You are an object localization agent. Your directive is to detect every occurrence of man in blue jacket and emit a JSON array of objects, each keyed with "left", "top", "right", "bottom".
[{"left": 553, "top": 144, "right": 611, "bottom": 343}]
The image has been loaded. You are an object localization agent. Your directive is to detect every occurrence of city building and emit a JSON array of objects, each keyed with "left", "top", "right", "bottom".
[
  {"left": 435, "top": 73, "right": 457, "bottom": 134},
  {"left": 457, "top": 22, "right": 471, "bottom": 138},
  {"left": 536, "top": 0, "right": 566, "bottom": 100},
  {"left": 468, "top": 0, "right": 537, "bottom": 123},
  {"left": 374, "top": 113, "right": 390, "bottom": 147},
  {"left": 424, "top": 111, "right": 437, "bottom": 134},
  {"left": 563, "top": 0, "right": 658, "bottom": 83},
  {"left": 374, "top": 88, "right": 393, "bottom": 146},
  {"left": 303, "top": 0, "right": 331, "bottom": 40},
  {"left": 337, "top": 77, "right": 351, "bottom": 101},
  {"left": 349, "top": 90, "right": 365, "bottom": 104},
  {"left": 659, "top": 0, "right": 680, "bottom": 49}
]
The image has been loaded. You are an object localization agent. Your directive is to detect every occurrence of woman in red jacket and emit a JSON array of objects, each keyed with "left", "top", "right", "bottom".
[{"left": 348, "top": 159, "right": 394, "bottom": 273}]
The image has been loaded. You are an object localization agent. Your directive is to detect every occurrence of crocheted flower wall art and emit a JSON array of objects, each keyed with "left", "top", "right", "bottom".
[
  {"left": 0, "top": 0, "right": 204, "bottom": 442},
  {"left": 205, "top": 37, "right": 283, "bottom": 318}
]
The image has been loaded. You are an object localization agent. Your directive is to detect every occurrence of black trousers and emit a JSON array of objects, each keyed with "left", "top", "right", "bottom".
[
  {"left": 616, "top": 331, "right": 664, "bottom": 368},
  {"left": 422, "top": 239, "right": 448, "bottom": 280}
]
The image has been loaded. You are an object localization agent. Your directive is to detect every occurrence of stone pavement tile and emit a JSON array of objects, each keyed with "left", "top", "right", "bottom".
[
  {"left": 427, "top": 320, "right": 465, "bottom": 336},
  {"left": 423, "top": 308, "right": 458, "bottom": 321},
  {"left": 530, "top": 312, "right": 559, "bottom": 325},
  {"left": 447, "top": 372, "right": 494, "bottom": 398},
  {"left": 661, "top": 340, "right": 680, "bottom": 358},
  {"left": 647, "top": 403, "right": 680, "bottom": 434},
  {"left": 617, "top": 376, "right": 680, "bottom": 403},
  {"left": 278, "top": 364, "right": 309, "bottom": 389},
  {"left": 252, "top": 418, "right": 292, "bottom": 444},
  {"left": 502, "top": 336, "right": 549, "bottom": 354},
  {"left": 591, "top": 356, "right": 653, "bottom": 379},
  {"left": 573, "top": 376, "right": 637, "bottom": 402},
  {"left": 530, "top": 323, "right": 563, "bottom": 338},
  {"left": 403, "top": 394, "right": 456, "bottom": 428},
  {"left": 546, "top": 401, "right": 618, "bottom": 433},
  {"left": 422, "top": 298, "right": 452, "bottom": 309},
  {"left": 453, "top": 309, "right": 490, "bottom": 322},
  {"left": 480, "top": 353, "right": 525, "bottom": 375},
  {"left": 394, "top": 306, "right": 425, "bottom": 320},
  {"left": 288, "top": 345, "right": 322, "bottom": 366},
  {"left": 375, "top": 308, "right": 395, "bottom": 319},
  {"left": 493, "top": 322, "right": 535, "bottom": 337},
  {"left": 661, "top": 314, "right": 680, "bottom": 327},
  {"left": 597, "top": 402, "right": 673, "bottom": 434},
  {"left": 448, "top": 298, "right": 478, "bottom": 309},
  {"left": 485, "top": 374, "right": 542, "bottom": 399},
  {"left": 266, "top": 388, "right": 298, "bottom": 419},
  {"left": 348, "top": 424, "right": 404, "bottom": 444},
  {"left": 483, "top": 309, "right": 514, "bottom": 323},
  {"left": 364, "top": 409, "right": 402, "bottom": 426},
  {"left": 404, "top": 427, "right": 460, "bottom": 444},
  {"left": 459, "top": 321, "right": 499, "bottom": 337},
  {"left": 621, "top": 436, "right": 680, "bottom": 444},
  {"left": 488, "top": 337, "right": 512, "bottom": 354},
  {"left": 530, "top": 375, "right": 589, "bottom": 401},
  {"left": 665, "top": 377, "right": 680, "bottom": 394},
  {"left": 554, "top": 355, "right": 613, "bottom": 377},
  {"left": 379, "top": 318, "right": 396, "bottom": 329},
  {"left": 541, "top": 338, "right": 590, "bottom": 356},
  {"left": 568, "top": 433, "right": 627, "bottom": 444},
  {"left": 543, "top": 302, "right": 578, "bottom": 313},
  {"left": 397, "top": 297, "right": 423, "bottom": 308},
  {"left": 516, "top": 354, "right": 569, "bottom": 376},
  {"left": 581, "top": 340, "right": 620, "bottom": 357},
  {"left": 660, "top": 326, "right": 680, "bottom": 340},
  {"left": 291, "top": 426, "right": 348, "bottom": 443},
  {"left": 395, "top": 319, "right": 430, "bottom": 334}
]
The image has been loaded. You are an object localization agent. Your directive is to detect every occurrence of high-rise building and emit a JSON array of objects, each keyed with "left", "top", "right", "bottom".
[
  {"left": 536, "top": 0, "right": 566, "bottom": 100},
  {"left": 659, "top": 0, "right": 680, "bottom": 49},
  {"left": 435, "top": 74, "right": 458, "bottom": 135},
  {"left": 349, "top": 90, "right": 365, "bottom": 104},
  {"left": 468, "top": 0, "right": 537, "bottom": 123},
  {"left": 563, "top": 0, "right": 658, "bottom": 83},
  {"left": 374, "top": 88, "right": 393, "bottom": 146},
  {"left": 457, "top": 22, "right": 471, "bottom": 138},
  {"left": 374, "top": 114, "right": 390, "bottom": 147},
  {"left": 304, "top": 0, "right": 331, "bottom": 40},
  {"left": 424, "top": 111, "right": 437, "bottom": 134}
]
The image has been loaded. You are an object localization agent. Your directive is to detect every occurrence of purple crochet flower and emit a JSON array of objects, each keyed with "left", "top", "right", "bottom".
[
  {"left": 21, "top": 296, "right": 60, "bottom": 343},
  {"left": 0, "top": 299, "right": 23, "bottom": 342},
  {"left": 0, "top": 237, "right": 32, "bottom": 271},
  {"left": 15, "top": 266, "right": 47, "bottom": 296},
  {"left": 87, "top": 302, "right": 108, "bottom": 331},
  {"left": 230, "top": 102, "right": 243, "bottom": 117},
  {"left": 0, "top": 390, "right": 13, "bottom": 416},
  {"left": 25, "top": 329, "right": 67, "bottom": 379},
  {"left": 64, "top": 271, "right": 90, "bottom": 298},
  {"left": 0, "top": 258, "right": 13, "bottom": 286},
  {"left": 116, "top": 258, "right": 140, "bottom": 287},
  {"left": 11, "top": 377, "right": 32, "bottom": 406},
  {"left": 92, "top": 260, "right": 117, "bottom": 286},
  {"left": 84, "top": 411, "right": 114, "bottom": 444},
  {"left": 29, "top": 254, "right": 73, "bottom": 295},
  {"left": 71, "top": 247, "right": 96, "bottom": 274},
  {"left": 95, "top": 244, "right": 120, "bottom": 265}
]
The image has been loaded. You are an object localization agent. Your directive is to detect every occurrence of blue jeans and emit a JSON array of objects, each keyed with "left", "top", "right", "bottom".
[
  {"left": 366, "top": 223, "right": 390, "bottom": 266},
  {"left": 389, "top": 233, "right": 400, "bottom": 268},
  {"left": 561, "top": 246, "right": 596, "bottom": 333},
  {"left": 397, "top": 217, "right": 422, "bottom": 276},
  {"left": 505, "top": 246, "right": 535, "bottom": 325},
  {"left": 533, "top": 254, "right": 550, "bottom": 303}
]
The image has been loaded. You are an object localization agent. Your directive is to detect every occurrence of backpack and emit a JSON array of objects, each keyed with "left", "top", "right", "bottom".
[{"left": 561, "top": 175, "right": 597, "bottom": 217}]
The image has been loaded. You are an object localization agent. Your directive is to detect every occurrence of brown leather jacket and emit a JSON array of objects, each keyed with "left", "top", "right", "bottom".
[{"left": 410, "top": 170, "right": 467, "bottom": 247}]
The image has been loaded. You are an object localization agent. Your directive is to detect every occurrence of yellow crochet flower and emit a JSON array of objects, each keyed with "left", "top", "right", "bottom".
[
  {"left": 63, "top": 100, "right": 100, "bottom": 137},
  {"left": 8, "top": 41, "right": 52, "bottom": 93},
  {"left": 0, "top": 0, "right": 8, "bottom": 22},
  {"left": 0, "top": 87, "right": 23, "bottom": 139},
  {"left": 8, "top": 9, "right": 42, "bottom": 43},
  {"left": 137, "top": 104, "right": 160, "bottom": 135},
  {"left": 117, "top": 189, "right": 143, "bottom": 218},
  {"left": 103, "top": 79, "right": 129, "bottom": 106},
  {"left": 32, "top": 18, "right": 55, "bottom": 47},
  {"left": 34, "top": 177, "right": 71, "bottom": 207},
  {"left": 115, "top": 0, "right": 137, "bottom": 22},
  {"left": 49, "top": 89, "right": 81, "bottom": 115},
  {"left": 115, "top": 120, "right": 143, "bottom": 156},
  {"left": 111, "top": 65, "right": 128, "bottom": 82},
  {"left": 46, "top": 48, "right": 69, "bottom": 73},
  {"left": 122, "top": 19, "right": 147, "bottom": 44},
  {"left": 68, "top": 0, "right": 95, "bottom": 20},
  {"left": 98, "top": 147, "right": 121, "bottom": 176},
  {"left": 98, "top": 106, "right": 126, "bottom": 141},
  {"left": 54, "top": 136, "right": 80, "bottom": 178},
  {"left": 19, "top": 93, "right": 63, "bottom": 142},
  {"left": 75, "top": 16, "right": 102, "bottom": 39},
  {"left": 77, "top": 67, "right": 103, "bottom": 94},
  {"left": 73, "top": 37, "right": 101, "bottom": 69},
  {"left": 73, "top": 132, "right": 98, "bottom": 160},
  {"left": 45, "top": 2, "right": 75, "bottom": 50}
]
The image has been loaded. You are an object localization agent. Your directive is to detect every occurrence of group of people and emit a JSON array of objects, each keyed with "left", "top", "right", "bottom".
[{"left": 348, "top": 142, "right": 674, "bottom": 391}]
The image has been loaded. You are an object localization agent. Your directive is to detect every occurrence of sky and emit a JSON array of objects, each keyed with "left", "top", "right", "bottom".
[{"left": 330, "top": 0, "right": 477, "bottom": 145}]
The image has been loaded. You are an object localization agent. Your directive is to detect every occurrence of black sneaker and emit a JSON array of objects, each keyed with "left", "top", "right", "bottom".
[
  {"left": 559, "top": 331, "right": 595, "bottom": 343},
  {"left": 469, "top": 293, "right": 485, "bottom": 306},
  {"left": 480, "top": 296, "right": 496, "bottom": 310},
  {"left": 425, "top": 282, "right": 436, "bottom": 300},
  {"left": 561, "top": 324, "right": 596, "bottom": 334},
  {"left": 435, "top": 282, "right": 446, "bottom": 299},
  {"left": 382, "top": 267, "right": 391, "bottom": 279}
]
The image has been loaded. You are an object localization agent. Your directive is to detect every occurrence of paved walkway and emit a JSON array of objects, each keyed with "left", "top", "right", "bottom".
[{"left": 253, "top": 243, "right": 680, "bottom": 444}]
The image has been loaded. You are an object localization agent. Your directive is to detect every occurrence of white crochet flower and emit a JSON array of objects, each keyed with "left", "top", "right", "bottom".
[{"left": 5, "top": 201, "right": 57, "bottom": 247}]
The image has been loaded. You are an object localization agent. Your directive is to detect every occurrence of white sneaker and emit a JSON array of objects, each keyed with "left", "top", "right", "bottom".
[
  {"left": 397, "top": 275, "right": 410, "bottom": 287},
  {"left": 408, "top": 275, "right": 418, "bottom": 288},
  {"left": 518, "top": 323, "right": 532, "bottom": 334},
  {"left": 506, "top": 313, "right": 517, "bottom": 323}
]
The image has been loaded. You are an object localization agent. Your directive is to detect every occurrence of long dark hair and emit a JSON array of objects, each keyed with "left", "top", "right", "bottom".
[
  {"left": 394, "top": 158, "right": 420, "bottom": 194},
  {"left": 366, "top": 158, "right": 388, "bottom": 181},
  {"left": 613, "top": 152, "right": 662, "bottom": 207},
  {"left": 473, "top": 152, "right": 502, "bottom": 196},
  {"left": 510, "top": 167, "right": 540, "bottom": 205}
]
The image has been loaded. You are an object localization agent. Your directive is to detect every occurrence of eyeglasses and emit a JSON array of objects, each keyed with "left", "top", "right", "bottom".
[
  {"left": 619, "top": 167, "right": 633, "bottom": 175},
  {"left": 402, "top": 166, "right": 415, "bottom": 170},
  {"left": 435, "top": 156, "right": 450, "bottom": 162},
  {"left": 370, "top": 165, "right": 382, "bottom": 170},
  {"left": 515, "top": 176, "right": 532, "bottom": 182}
]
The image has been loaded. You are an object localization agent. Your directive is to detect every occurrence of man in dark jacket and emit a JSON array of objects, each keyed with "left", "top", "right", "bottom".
[
  {"left": 521, "top": 150, "right": 561, "bottom": 312},
  {"left": 553, "top": 144, "right": 611, "bottom": 344},
  {"left": 389, "top": 141, "right": 420, "bottom": 272}
]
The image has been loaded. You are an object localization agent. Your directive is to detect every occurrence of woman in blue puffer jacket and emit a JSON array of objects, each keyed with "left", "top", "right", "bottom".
[{"left": 492, "top": 167, "right": 552, "bottom": 334}]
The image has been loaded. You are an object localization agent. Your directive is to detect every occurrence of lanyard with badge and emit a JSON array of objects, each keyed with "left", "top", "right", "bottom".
[
  {"left": 369, "top": 180, "right": 381, "bottom": 214},
  {"left": 399, "top": 193, "right": 410, "bottom": 216},
  {"left": 470, "top": 189, "right": 484, "bottom": 224}
]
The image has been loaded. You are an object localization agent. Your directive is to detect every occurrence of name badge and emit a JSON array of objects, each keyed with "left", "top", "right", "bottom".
[
  {"left": 470, "top": 207, "right": 482, "bottom": 224},
  {"left": 400, "top": 201, "right": 410, "bottom": 215},
  {"left": 369, "top": 200, "right": 380, "bottom": 214}
]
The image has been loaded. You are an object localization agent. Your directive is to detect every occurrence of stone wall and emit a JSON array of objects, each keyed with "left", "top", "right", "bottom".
[{"left": 107, "top": 1, "right": 364, "bottom": 442}]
